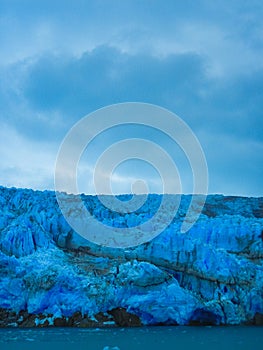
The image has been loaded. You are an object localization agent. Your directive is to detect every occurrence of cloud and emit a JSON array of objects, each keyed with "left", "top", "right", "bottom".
[
  {"left": 1, "top": 0, "right": 262, "bottom": 76},
  {"left": 0, "top": 124, "right": 57, "bottom": 190},
  {"left": 23, "top": 47, "right": 206, "bottom": 112},
  {"left": 1, "top": 45, "right": 263, "bottom": 195},
  {"left": 199, "top": 130, "right": 263, "bottom": 196},
  {"left": 0, "top": 47, "right": 209, "bottom": 141},
  {"left": 3, "top": 45, "right": 262, "bottom": 142},
  {"left": 0, "top": 1, "right": 262, "bottom": 195}
]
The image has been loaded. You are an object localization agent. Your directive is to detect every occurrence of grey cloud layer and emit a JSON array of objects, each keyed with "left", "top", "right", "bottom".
[
  {"left": 4, "top": 46, "right": 263, "bottom": 142},
  {"left": 0, "top": 0, "right": 262, "bottom": 195}
]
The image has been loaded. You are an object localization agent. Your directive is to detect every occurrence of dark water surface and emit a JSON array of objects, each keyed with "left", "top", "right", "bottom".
[{"left": 0, "top": 326, "right": 262, "bottom": 350}]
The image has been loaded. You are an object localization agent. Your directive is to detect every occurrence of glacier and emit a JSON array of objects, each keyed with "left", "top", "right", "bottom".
[{"left": 0, "top": 185, "right": 263, "bottom": 327}]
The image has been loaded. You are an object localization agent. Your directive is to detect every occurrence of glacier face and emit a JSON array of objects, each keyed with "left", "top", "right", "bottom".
[{"left": 0, "top": 186, "right": 263, "bottom": 326}]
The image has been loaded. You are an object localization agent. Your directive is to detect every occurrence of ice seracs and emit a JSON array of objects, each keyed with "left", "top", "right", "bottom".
[{"left": 0, "top": 186, "right": 262, "bottom": 326}]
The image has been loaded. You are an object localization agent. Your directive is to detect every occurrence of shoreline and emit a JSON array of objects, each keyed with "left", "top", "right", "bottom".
[{"left": 1, "top": 308, "right": 263, "bottom": 328}]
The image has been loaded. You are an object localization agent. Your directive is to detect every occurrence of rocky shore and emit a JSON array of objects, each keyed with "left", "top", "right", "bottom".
[
  {"left": 0, "top": 307, "right": 142, "bottom": 328},
  {"left": 1, "top": 308, "right": 263, "bottom": 328}
]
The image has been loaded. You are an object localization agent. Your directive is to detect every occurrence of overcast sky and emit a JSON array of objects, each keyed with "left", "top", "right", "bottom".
[{"left": 0, "top": 0, "right": 262, "bottom": 196}]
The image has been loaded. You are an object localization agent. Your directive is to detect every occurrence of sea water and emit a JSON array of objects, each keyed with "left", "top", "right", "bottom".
[{"left": 0, "top": 326, "right": 263, "bottom": 350}]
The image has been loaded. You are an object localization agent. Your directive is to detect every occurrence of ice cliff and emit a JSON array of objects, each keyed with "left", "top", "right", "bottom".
[{"left": 0, "top": 186, "right": 263, "bottom": 327}]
